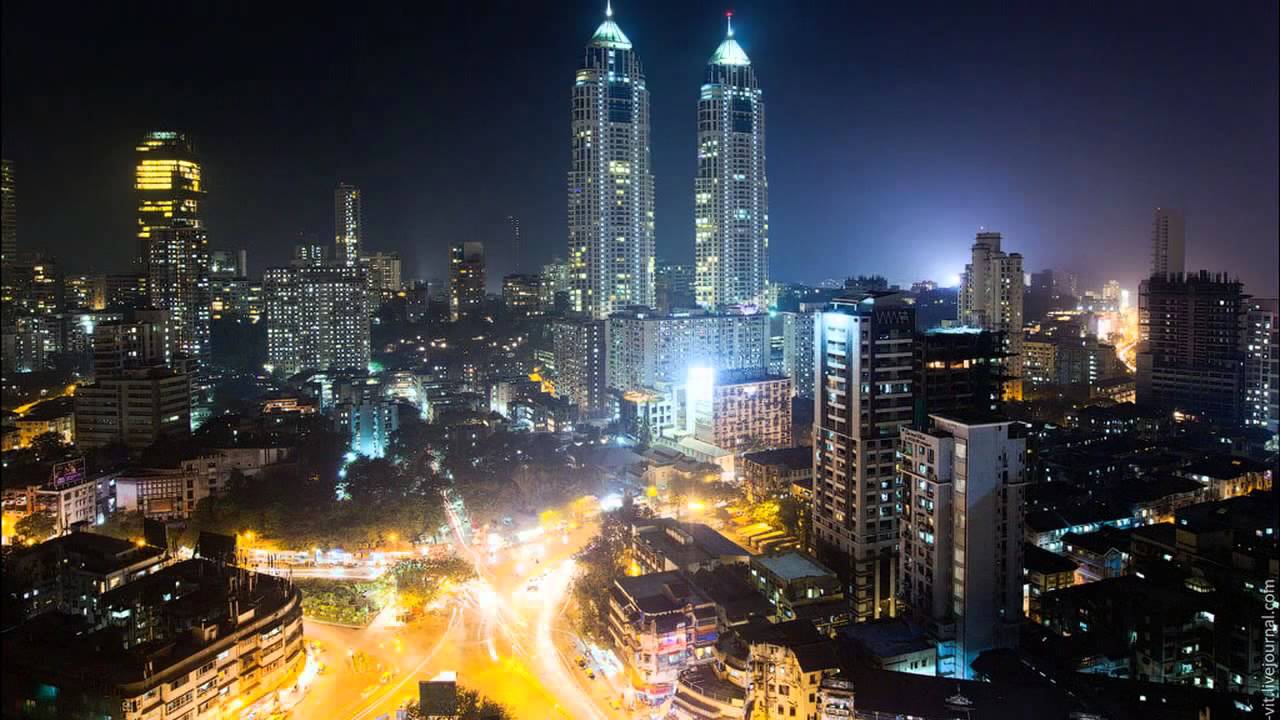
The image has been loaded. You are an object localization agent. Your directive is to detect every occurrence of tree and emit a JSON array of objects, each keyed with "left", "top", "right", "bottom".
[
  {"left": 571, "top": 508, "right": 633, "bottom": 643},
  {"left": 96, "top": 509, "right": 146, "bottom": 542},
  {"left": 401, "top": 688, "right": 512, "bottom": 720},
  {"left": 14, "top": 511, "right": 57, "bottom": 543},
  {"left": 28, "top": 432, "right": 68, "bottom": 461}
]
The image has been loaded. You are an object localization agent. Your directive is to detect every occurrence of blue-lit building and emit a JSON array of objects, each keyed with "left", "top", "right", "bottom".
[{"left": 695, "top": 14, "right": 769, "bottom": 310}]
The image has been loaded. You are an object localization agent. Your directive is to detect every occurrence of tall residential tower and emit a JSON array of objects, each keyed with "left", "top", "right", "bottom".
[
  {"left": 335, "top": 183, "right": 363, "bottom": 265},
  {"left": 567, "top": 4, "right": 655, "bottom": 318},
  {"left": 449, "top": 241, "right": 486, "bottom": 322},
  {"left": 1, "top": 159, "right": 14, "bottom": 261},
  {"left": 812, "top": 293, "right": 917, "bottom": 622},
  {"left": 695, "top": 14, "right": 769, "bottom": 310},
  {"left": 958, "top": 231, "right": 1023, "bottom": 398}
]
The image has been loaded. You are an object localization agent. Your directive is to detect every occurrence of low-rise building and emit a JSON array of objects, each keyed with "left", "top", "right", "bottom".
[
  {"left": 739, "top": 446, "right": 812, "bottom": 503},
  {"left": 686, "top": 368, "right": 792, "bottom": 451},
  {"left": 737, "top": 620, "right": 842, "bottom": 720},
  {"left": 838, "top": 619, "right": 937, "bottom": 675},
  {"left": 1023, "top": 543, "right": 1077, "bottom": 623},
  {"left": 749, "top": 551, "right": 847, "bottom": 634},
  {"left": 629, "top": 518, "right": 750, "bottom": 575},
  {"left": 12, "top": 396, "right": 75, "bottom": 447},
  {"left": 1175, "top": 455, "right": 1272, "bottom": 500},
  {"left": 608, "top": 571, "right": 719, "bottom": 704},
  {"left": 4, "top": 532, "right": 168, "bottom": 623},
  {"left": 2, "top": 558, "right": 305, "bottom": 720},
  {"left": 115, "top": 454, "right": 226, "bottom": 520},
  {"left": 1061, "top": 527, "right": 1133, "bottom": 583}
]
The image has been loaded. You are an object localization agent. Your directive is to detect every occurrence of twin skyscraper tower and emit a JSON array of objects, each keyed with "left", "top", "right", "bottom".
[{"left": 568, "top": 4, "right": 769, "bottom": 319}]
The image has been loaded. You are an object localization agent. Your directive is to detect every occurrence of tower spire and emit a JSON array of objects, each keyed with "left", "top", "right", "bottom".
[
  {"left": 726, "top": 10, "right": 734, "bottom": 37},
  {"left": 606, "top": 0, "right": 613, "bottom": 18}
]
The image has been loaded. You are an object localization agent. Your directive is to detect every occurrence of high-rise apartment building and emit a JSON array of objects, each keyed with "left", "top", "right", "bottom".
[
  {"left": 135, "top": 132, "right": 202, "bottom": 263},
  {"left": 540, "top": 258, "right": 571, "bottom": 311},
  {"left": 335, "top": 182, "right": 363, "bottom": 264},
  {"left": 364, "top": 250, "right": 402, "bottom": 307},
  {"left": 567, "top": 5, "right": 655, "bottom": 318},
  {"left": 694, "top": 14, "right": 768, "bottom": 310},
  {"left": 209, "top": 249, "right": 247, "bottom": 278},
  {"left": 103, "top": 272, "right": 149, "bottom": 310},
  {"left": 1136, "top": 271, "right": 1246, "bottom": 422},
  {"left": 263, "top": 266, "right": 301, "bottom": 374},
  {"left": 913, "top": 327, "right": 1004, "bottom": 426},
  {"left": 899, "top": 412, "right": 1027, "bottom": 679},
  {"left": 75, "top": 317, "right": 192, "bottom": 449},
  {"left": 449, "top": 242, "right": 485, "bottom": 322},
  {"left": 685, "top": 368, "right": 791, "bottom": 450},
  {"left": 147, "top": 223, "right": 210, "bottom": 365},
  {"left": 604, "top": 308, "right": 769, "bottom": 392},
  {"left": 812, "top": 293, "right": 917, "bottom": 622},
  {"left": 1, "top": 158, "right": 15, "bottom": 261},
  {"left": 1150, "top": 207, "right": 1185, "bottom": 279},
  {"left": 552, "top": 316, "right": 606, "bottom": 417},
  {"left": 958, "top": 231, "right": 1024, "bottom": 399},
  {"left": 1244, "top": 298, "right": 1278, "bottom": 434},
  {"left": 263, "top": 263, "right": 370, "bottom": 375},
  {"left": 502, "top": 273, "right": 543, "bottom": 317},
  {"left": 781, "top": 305, "right": 819, "bottom": 399},
  {"left": 654, "top": 261, "right": 695, "bottom": 314}
]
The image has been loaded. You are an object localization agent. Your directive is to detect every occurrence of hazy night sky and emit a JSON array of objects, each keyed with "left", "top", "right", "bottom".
[{"left": 3, "top": 0, "right": 1277, "bottom": 295}]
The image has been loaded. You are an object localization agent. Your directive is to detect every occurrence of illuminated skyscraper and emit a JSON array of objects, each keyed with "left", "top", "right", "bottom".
[
  {"left": 1243, "top": 298, "right": 1278, "bottom": 434},
  {"left": 449, "top": 241, "right": 485, "bottom": 322},
  {"left": 567, "top": 3, "right": 655, "bottom": 318},
  {"left": 695, "top": 14, "right": 768, "bottom": 310},
  {"left": 1, "top": 158, "right": 15, "bottom": 261},
  {"left": 811, "top": 293, "right": 917, "bottom": 622},
  {"left": 263, "top": 263, "right": 370, "bottom": 375},
  {"left": 135, "top": 132, "right": 202, "bottom": 263},
  {"left": 147, "top": 223, "right": 210, "bottom": 365},
  {"left": 958, "top": 231, "right": 1024, "bottom": 398},
  {"left": 335, "top": 183, "right": 363, "bottom": 265}
]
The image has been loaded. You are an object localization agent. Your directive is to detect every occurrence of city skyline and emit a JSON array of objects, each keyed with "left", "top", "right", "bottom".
[
  {"left": 2, "top": 4, "right": 1277, "bottom": 715},
  {"left": 1, "top": 1, "right": 1275, "bottom": 295}
]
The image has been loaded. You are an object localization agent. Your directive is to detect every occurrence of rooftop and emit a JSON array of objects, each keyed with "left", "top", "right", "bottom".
[
  {"left": 1023, "top": 543, "right": 1078, "bottom": 575},
  {"left": 7, "top": 532, "right": 165, "bottom": 577},
  {"left": 1062, "top": 526, "right": 1133, "bottom": 556},
  {"left": 713, "top": 368, "right": 788, "bottom": 386},
  {"left": 1180, "top": 454, "right": 1268, "bottom": 480},
  {"left": 752, "top": 550, "right": 835, "bottom": 582},
  {"left": 4, "top": 559, "right": 299, "bottom": 690},
  {"left": 848, "top": 665, "right": 1082, "bottom": 718},
  {"left": 17, "top": 396, "right": 75, "bottom": 422},
  {"left": 688, "top": 566, "right": 773, "bottom": 624},
  {"left": 708, "top": 16, "right": 749, "bottom": 66},
  {"left": 614, "top": 571, "right": 713, "bottom": 616},
  {"left": 930, "top": 409, "right": 1014, "bottom": 428},
  {"left": 633, "top": 518, "right": 750, "bottom": 569},
  {"left": 839, "top": 619, "right": 933, "bottom": 660},
  {"left": 590, "top": 10, "right": 632, "bottom": 50},
  {"left": 741, "top": 446, "right": 812, "bottom": 471}
]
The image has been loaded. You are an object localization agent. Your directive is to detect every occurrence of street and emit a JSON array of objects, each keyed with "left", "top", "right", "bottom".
[{"left": 287, "top": 512, "right": 632, "bottom": 720}]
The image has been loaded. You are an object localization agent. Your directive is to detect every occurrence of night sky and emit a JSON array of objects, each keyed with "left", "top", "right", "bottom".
[{"left": 2, "top": 0, "right": 1277, "bottom": 295}]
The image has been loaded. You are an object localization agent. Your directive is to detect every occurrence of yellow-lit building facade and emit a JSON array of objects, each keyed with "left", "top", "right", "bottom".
[{"left": 135, "top": 131, "right": 202, "bottom": 260}]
